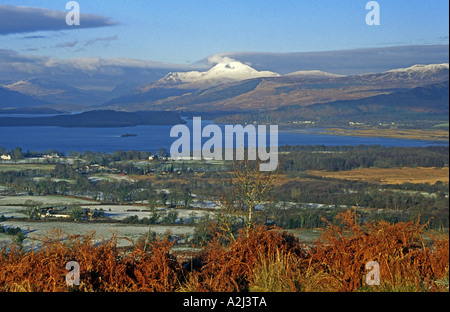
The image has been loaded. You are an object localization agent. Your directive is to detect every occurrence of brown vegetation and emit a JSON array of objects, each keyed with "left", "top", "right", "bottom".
[
  {"left": 307, "top": 167, "right": 449, "bottom": 184},
  {"left": 321, "top": 128, "right": 449, "bottom": 142},
  {"left": 1, "top": 210, "right": 448, "bottom": 292}
]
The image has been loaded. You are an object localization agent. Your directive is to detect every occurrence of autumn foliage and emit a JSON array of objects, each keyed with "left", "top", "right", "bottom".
[{"left": 0, "top": 210, "right": 448, "bottom": 292}]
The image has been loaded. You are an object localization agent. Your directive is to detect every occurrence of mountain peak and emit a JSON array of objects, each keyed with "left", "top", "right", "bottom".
[
  {"left": 3, "top": 78, "right": 80, "bottom": 99},
  {"left": 156, "top": 58, "right": 280, "bottom": 87},
  {"left": 383, "top": 63, "right": 449, "bottom": 78}
]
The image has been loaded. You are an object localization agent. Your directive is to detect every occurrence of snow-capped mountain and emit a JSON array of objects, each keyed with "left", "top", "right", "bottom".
[
  {"left": 387, "top": 63, "right": 449, "bottom": 75},
  {"left": 3, "top": 78, "right": 75, "bottom": 98},
  {"left": 2, "top": 78, "right": 109, "bottom": 106},
  {"left": 156, "top": 58, "right": 280, "bottom": 87},
  {"left": 384, "top": 63, "right": 449, "bottom": 79}
]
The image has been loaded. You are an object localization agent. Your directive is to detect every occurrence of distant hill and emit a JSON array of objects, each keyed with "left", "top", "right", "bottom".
[
  {"left": 2, "top": 78, "right": 108, "bottom": 107},
  {"left": 0, "top": 86, "right": 50, "bottom": 108},
  {"left": 0, "top": 107, "right": 64, "bottom": 114},
  {"left": 216, "top": 81, "right": 449, "bottom": 126},
  {"left": 0, "top": 110, "right": 185, "bottom": 127},
  {"left": 101, "top": 87, "right": 195, "bottom": 109}
]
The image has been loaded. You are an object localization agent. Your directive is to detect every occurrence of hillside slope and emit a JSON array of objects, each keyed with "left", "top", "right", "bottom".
[{"left": 216, "top": 81, "right": 450, "bottom": 126}]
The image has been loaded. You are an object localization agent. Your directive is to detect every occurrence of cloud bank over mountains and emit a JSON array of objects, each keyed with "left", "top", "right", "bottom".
[
  {"left": 0, "top": 4, "right": 118, "bottom": 35},
  {"left": 204, "top": 45, "right": 449, "bottom": 75},
  {"left": 0, "top": 44, "right": 448, "bottom": 92},
  {"left": 0, "top": 48, "right": 206, "bottom": 90}
]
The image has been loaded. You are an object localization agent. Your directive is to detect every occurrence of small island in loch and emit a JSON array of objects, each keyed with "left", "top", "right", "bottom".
[{"left": 121, "top": 133, "right": 138, "bottom": 137}]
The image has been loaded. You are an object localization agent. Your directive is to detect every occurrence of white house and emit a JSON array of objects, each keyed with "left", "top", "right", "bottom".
[{"left": 1, "top": 155, "right": 11, "bottom": 160}]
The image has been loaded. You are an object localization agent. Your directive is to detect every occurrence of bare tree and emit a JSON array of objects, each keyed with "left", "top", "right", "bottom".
[
  {"left": 214, "top": 159, "right": 275, "bottom": 240},
  {"left": 231, "top": 159, "right": 275, "bottom": 236}
]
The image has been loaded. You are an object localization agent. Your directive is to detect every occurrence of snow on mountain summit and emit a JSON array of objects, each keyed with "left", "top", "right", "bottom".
[
  {"left": 285, "top": 70, "right": 345, "bottom": 78},
  {"left": 202, "top": 61, "right": 279, "bottom": 80},
  {"left": 356, "top": 63, "right": 449, "bottom": 82},
  {"left": 383, "top": 63, "right": 449, "bottom": 79},
  {"left": 157, "top": 58, "right": 280, "bottom": 87},
  {"left": 386, "top": 63, "right": 449, "bottom": 73}
]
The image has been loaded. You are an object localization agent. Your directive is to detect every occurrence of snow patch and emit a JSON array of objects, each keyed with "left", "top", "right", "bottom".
[
  {"left": 385, "top": 63, "right": 449, "bottom": 75},
  {"left": 285, "top": 70, "right": 345, "bottom": 78}
]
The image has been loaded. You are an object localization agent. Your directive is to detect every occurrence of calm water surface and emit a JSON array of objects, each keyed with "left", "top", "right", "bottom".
[{"left": 0, "top": 118, "right": 447, "bottom": 153}]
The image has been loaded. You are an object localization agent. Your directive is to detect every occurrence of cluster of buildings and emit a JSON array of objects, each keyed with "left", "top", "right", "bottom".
[
  {"left": 39, "top": 206, "right": 105, "bottom": 220},
  {"left": 0, "top": 153, "right": 61, "bottom": 161},
  {"left": 292, "top": 120, "right": 316, "bottom": 125},
  {"left": 148, "top": 155, "right": 171, "bottom": 161}
]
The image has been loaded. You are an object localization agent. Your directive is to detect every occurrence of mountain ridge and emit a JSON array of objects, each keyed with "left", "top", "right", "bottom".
[
  {"left": 1, "top": 60, "right": 449, "bottom": 115},
  {"left": 215, "top": 80, "right": 449, "bottom": 126},
  {"left": 99, "top": 62, "right": 449, "bottom": 113},
  {"left": 0, "top": 110, "right": 185, "bottom": 127},
  {"left": 0, "top": 86, "right": 50, "bottom": 109}
]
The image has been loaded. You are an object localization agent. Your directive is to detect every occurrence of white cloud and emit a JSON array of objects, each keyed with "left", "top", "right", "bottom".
[
  {"left": 207, "top": 54, "right": 239, "bottom": 65},
  {"left": 84, "top": 35, "right": 118, "bottom": 47},
  {"left": 54, "top": 41, "right": 79, "bottom": 48}
]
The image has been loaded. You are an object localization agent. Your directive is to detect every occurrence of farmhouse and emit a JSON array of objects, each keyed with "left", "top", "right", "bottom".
[
  {"left": 1, "top": 155, "right": 11, "bottom": 160},
  {"left": 40, "top": 207, "right": 70, "bottom": 219},
  {"left": 39, "top": 207, "right": 104, "bottom": 220}
]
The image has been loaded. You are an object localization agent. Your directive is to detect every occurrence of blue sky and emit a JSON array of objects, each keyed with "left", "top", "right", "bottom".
[{"left": 1, "top": 0, "right": 449, "bottom": 64}]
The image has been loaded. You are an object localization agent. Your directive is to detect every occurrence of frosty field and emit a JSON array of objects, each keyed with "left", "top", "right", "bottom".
[
  {"left": 0, "top": 194, "right": 207, "bottom": 250},
  {"left": 0, "top": 195, "right": 98, "bottom": 206},
  {"left": 0, "top": 205, "right": 27, "bottom": 218},
  {"left": 1, "top": 219, "right": 195, "bottom": 248}
]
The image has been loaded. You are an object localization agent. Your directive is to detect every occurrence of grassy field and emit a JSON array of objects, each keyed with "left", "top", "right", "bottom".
[
  {"left": 284, "top": 228, "right": 323, "bottom": 244},
  {"left": 0, "top": 219, "right": 196, "bottom": 248},
  {"left": 0, "top": 164, "right": 56, "bottom": 172},
  {"left": 308, "top": 167, "right": 449, "bottom": 184},
  {"left": 0, "top": 195, "right": 98, "bottom": 206},
  {"left": 320, "top": 128, "right": 449, "bottom": 141},
  {"left": 0, "top": 191, "right": 213, "bottom": 250},
  {"left": 0, "top": 205, "right": 28, "bottom": 218},
  {"left": 433, "top": 122, "right": 449, "bottom": 129}
]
